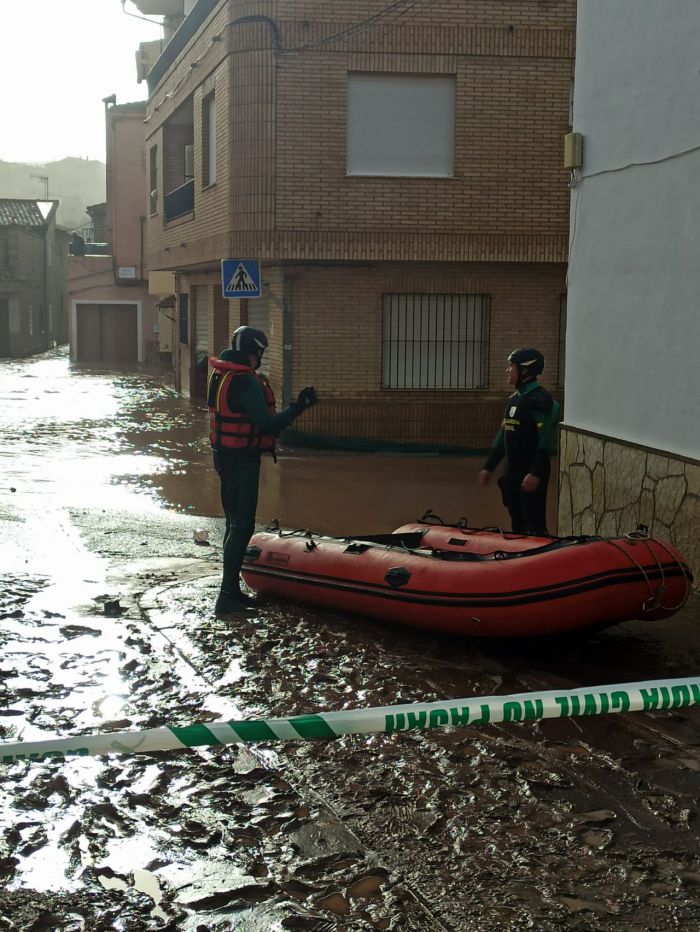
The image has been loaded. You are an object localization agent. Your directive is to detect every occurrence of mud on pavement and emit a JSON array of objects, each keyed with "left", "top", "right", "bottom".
[
  {"left": 1, "top": 351, "right": 700, "bottom": 930},
  {"left": 4, "top": 548, "right": 699, "bottom": 931},
  {"left": 144, "top": 576, "right": 700, "bottom": 931}
]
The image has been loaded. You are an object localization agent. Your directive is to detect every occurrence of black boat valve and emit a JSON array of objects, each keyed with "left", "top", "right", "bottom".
[{"left": 385, "top": 566, "right": 411, "bottom": 587}]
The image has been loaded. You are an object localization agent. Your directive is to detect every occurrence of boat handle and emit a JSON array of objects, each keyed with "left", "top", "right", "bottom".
[
  {"left": 244, "top": 545, "right": 261, "bottom": 563},
  {"left": 385, "top": 566, "right": 411, "bottom": 587}
]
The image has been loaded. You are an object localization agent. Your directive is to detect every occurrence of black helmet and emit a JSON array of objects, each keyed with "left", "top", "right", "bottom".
[
  {"left": 508, "top": 347, "right": 545, "bottom": 376},
  {"left": 231, "top": 326, "right": 268, "bottom": 356}
]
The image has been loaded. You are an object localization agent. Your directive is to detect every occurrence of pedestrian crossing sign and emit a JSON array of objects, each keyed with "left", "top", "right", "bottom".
[{"left": 221, "top": 259, "right": 261, "bottom": 298}]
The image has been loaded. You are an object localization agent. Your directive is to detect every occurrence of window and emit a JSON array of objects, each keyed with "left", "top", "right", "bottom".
[
  {"left": 149, "top": 145, "right": 158, "bottom": 215},
  {"left": 382, "top": 294, "right": 489, "bottom": 390},
  {"left": 347, "top": 74, "right": 455, "bottom": 177},
  {"left": 179, "top": 293, "right": 189, "bottom": 345},
  {"left": 202, "top": 93, "right": 216, "bottom": 186}
]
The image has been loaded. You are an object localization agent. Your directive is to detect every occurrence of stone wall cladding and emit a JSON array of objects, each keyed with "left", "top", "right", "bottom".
[{"left": 559, "top": 426, "right": 700, "bottom": 588}]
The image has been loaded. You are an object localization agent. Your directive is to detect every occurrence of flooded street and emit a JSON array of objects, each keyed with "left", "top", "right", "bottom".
[{"left": 1, "top": 348, "right": 699, "bottom": 930}]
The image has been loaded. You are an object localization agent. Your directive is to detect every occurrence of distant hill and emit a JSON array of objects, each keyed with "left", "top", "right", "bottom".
[{"left": 0, "top": 157, "right": 106, "bottom": 231}]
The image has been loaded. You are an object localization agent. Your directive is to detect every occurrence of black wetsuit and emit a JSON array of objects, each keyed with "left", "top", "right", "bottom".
[
  {"left": 483, "top": 381, "right": 560, "bottom": 535},
  {"left": 210, "top": 353, "right": 299, "bottom": 595}
]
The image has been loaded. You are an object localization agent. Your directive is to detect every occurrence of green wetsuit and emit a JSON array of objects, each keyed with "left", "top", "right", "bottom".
[{"left": 483, "top": 380, "right": 560, "bottom": 534}]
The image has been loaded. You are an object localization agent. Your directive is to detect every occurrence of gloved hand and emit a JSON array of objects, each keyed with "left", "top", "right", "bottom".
[{"left": 296, "top": 386, "right": 318, "bottom": 409}]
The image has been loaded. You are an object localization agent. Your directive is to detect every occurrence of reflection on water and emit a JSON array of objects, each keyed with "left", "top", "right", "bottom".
[
  {"left": 0, "top": 349, "right": 205, "bottom": 515},
  {"left": 154, "top": 447, "right": 558, "bottom": 537},
  {"left": 0, "top": 347, "right": 557, "bottom": 536}
]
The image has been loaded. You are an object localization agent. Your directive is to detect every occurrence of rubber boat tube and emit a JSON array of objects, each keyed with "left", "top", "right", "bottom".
[{"left": 241, "top": 523, "right": 693, "bottom": 638}]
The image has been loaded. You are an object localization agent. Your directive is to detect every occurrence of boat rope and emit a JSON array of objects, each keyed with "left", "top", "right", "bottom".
[
  {"left": 626, "top": 527, "right": 692, "bottom": 612},
  {"left": 633, "top": 533, "right": 692, "bottom": 612},
  {"left": 602, "top": 536, "right": 664, "bottom": 611},
  {"left": 418, "top": 509, "right": 447, "bottom": 525},
  {"left": 2, "top": 677, "right": 699, "bottom": 764},
  {"left": 601, "top": 527, "right": 691, "bottom": 613}
]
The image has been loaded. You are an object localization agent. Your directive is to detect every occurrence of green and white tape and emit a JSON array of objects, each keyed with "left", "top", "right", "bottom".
[{"left": 2, "top": 677, "right": 699, "bottom": 764}]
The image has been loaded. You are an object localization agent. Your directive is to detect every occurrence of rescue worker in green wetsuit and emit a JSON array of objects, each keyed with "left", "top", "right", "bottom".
[
  {"left": 478, "top": 347, "right": 560, "bottom": 535},
  {"left": 208, "top": 326, "right": 318, "bottom": 616}
]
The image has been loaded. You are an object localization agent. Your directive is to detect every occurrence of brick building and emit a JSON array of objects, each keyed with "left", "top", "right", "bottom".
[
  {"left": 0, "top": 199, "right": 68, "bottom": 357},
  {"left": 139, "top": 0, "right": 575, "bottom": 448},
  {"left": 66, "top": 100, "right": 165, "bottom": 365}
]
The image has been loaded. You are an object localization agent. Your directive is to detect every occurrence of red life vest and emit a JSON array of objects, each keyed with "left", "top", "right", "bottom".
[{"left": 207, "top": 357, "right": 277, "bottom": 452}]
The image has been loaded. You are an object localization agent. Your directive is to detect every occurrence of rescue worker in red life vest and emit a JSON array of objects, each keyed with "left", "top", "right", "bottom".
[
  {"left": 208, "top": 326, "right": 318, "bottom": 615},
  {"left": 477, "top": 347, "right": 560, "bottom": 535}
]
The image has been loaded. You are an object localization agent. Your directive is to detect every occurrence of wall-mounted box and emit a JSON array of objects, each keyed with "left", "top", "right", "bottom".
[{"left": 564, "top": 132, "right": 583, "bottom": 169}]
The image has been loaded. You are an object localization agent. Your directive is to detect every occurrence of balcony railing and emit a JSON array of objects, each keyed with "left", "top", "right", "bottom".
[
  {"left": 147, "top": 0, "right": 219, "bottom": 94},
  {"left": 164, "top": 179, "right": 194, "bottom": 222},
  {"left": 69, "top": 240, "right": 111, "bottom": 257}
]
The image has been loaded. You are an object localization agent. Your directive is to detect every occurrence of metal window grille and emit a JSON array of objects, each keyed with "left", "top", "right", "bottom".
[{"left": 382, "top": 294, "right": 490, "bottom": 390}]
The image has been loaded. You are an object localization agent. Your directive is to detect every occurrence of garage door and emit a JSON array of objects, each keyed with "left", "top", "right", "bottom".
[{"left": 77, "top": 303, "right": 138, "bottom": 363}]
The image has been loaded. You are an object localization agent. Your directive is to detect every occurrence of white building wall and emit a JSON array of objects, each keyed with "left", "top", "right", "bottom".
[{"left": 566, "top": 0, "right": 700, "bottom": 459}]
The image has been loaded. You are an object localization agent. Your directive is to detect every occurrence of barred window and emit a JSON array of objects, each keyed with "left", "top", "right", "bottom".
[{"left": 382, "top": 294, "right": 490, "bottom": 390}]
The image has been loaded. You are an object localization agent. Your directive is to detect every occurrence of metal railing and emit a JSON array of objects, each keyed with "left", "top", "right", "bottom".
[
  {"left": 382, "top": 294, "right": 491, "bottom": 390},
  {"left": 164, "top": 179, "right": 194, "bottom": 222},
  {"left": 69, "top": 241, "right": 111, "bottom": 257},
  {"left": 290, "top": 398, "right": 505, "bottom": 449}
]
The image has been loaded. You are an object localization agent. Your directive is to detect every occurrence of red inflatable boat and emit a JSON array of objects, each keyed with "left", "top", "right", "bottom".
[{"left": 241, "top": 519, "right": 693, "bottom": 638}]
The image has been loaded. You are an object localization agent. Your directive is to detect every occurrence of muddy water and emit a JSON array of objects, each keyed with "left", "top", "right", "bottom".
[
  {"left": 1, "top": 348, "right": 699, "bottom": 930},
  {"left": 153, "top": 426, "right": 559, "bottom": 537},
  {"left": 0, "top": 347, "right": 555, "bottom": 539}
]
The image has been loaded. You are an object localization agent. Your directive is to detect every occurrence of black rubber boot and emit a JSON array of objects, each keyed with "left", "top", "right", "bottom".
[{"left": 214, "top": 589, "right": 264, "bottom": 617}]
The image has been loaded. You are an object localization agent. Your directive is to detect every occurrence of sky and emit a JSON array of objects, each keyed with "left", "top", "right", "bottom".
[{"left": 0, "top": 1, "right": 163, "bottom": 164}]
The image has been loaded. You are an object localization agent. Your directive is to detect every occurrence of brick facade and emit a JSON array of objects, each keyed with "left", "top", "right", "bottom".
[{"left": 145, "top": 0, "right": 574, "bottom": 443}]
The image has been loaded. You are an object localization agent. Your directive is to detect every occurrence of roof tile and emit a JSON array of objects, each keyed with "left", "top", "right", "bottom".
[{"left": 0, "top": 199, "right": 53, "bottom": 227}]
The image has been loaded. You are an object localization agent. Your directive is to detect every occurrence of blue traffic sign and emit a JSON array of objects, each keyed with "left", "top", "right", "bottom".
[{"left": 221, "top": 259, "right": 261, "bottom": 298}]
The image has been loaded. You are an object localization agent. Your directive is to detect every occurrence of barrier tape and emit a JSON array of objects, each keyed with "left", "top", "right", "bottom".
[{"left": 1, "top": 677, "right": 699, "bottom": 764}]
